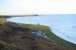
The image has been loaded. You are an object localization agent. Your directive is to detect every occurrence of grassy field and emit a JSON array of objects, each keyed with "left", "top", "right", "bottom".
[
  {"left": 34, "top": 26, "right": 76, "bottom": 50},
  {"left": 0, "top": 17, "right": 76, "bottom": 50},
  {"left": 6, "top": 22, "right": 76, "bottom": 50},
  {"left": 43, "top": 30, "right": 76, "bottom": 49},
  {"left": 8, "top": 22, "right": 76, "bottom": 50}
]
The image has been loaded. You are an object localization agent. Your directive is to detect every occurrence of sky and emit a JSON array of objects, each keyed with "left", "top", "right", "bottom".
[
  {"left": 7, "top": 14, "right": 76, "bottom": 44},
  {"left": 0, "top": 0, "right": 76, "bottom": 15}
]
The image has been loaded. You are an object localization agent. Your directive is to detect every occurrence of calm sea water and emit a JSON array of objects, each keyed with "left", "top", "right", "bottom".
[{"left": 7, "top": 14, "right": 76, "bottom": 44}]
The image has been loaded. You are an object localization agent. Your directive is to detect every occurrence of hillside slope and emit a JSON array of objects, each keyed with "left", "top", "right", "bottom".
[{"left": 0, "top": 22, "right": 75, "bottom": 50}]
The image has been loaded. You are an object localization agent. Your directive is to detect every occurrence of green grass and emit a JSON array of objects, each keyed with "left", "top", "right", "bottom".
[
  {"left": 7, "top": 22, "right": 76, "bottom": 50},
  {"left": 0, "top": 20, "right": 76, "bottom": 50},
  {"left": 20, "top": 23, "right": 76, "bottom": 50},
  {"left": 19, "top": 23, "right": 76, "bottom": 50},
  {"left": 40, "top": 29, "right": 76, "bottom": 50},
  {"left": 0, "top": 18, "right": 6, "bottom": 25}
]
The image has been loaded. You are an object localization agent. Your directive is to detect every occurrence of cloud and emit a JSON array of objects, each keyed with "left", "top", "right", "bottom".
[{"left": 0, "top": 0, "right": 76, "bottom": 15}]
